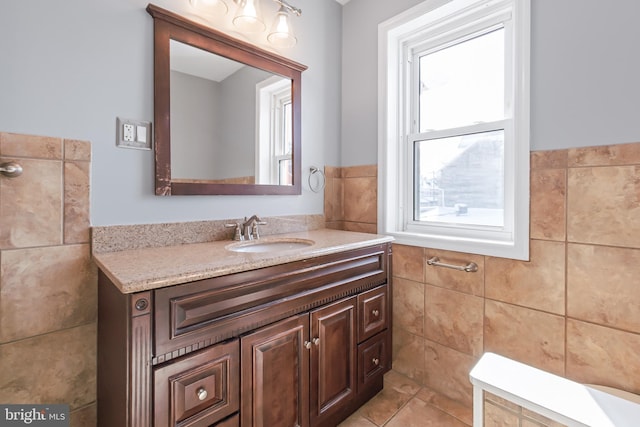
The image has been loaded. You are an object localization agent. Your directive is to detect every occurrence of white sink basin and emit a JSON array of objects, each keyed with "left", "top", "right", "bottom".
[{"left": 226, "top": 238, "right": 315, "bottom": 253}]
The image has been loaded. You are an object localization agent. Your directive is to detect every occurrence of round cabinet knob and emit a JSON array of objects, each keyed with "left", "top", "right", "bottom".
[
  {"left": 312, "top": 337, "right": 320, "bottom": 346},
  {"left": 196, "top": 387, "right": 208, "bottom": 401},
  {"left": 372, "top": 309, "right": 380, "bottom": 317},
  {"left": 372, "top": 357, "right": 380, "bottom": 366},
  {"left": 135, "top": 298, "right": 148, "bottom": 311},
  {"left": 304, "top": 341, "right": 312, "bottom": 350}
]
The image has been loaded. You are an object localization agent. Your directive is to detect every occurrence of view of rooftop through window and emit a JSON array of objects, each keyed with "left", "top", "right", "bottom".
[{"left": 415, "top": 27, "right": 506, "bottom": 227}]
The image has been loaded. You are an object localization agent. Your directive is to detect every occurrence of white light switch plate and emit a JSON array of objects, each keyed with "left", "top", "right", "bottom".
[
  {"left": 136, "top": 125, "right": 147, "bottom": 143},
  {"left": 116, "top": 117, "right": 152, "bottom": 150}
]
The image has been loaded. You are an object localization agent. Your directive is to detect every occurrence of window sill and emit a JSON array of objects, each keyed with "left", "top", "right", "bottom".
[{"left": 386, "top": 230, "right": 529, "bottom": 261}]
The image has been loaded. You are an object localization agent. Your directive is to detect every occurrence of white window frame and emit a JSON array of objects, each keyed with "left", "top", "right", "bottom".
[{"left": 378, "top": 0, "right": 530, "bottom": 260}]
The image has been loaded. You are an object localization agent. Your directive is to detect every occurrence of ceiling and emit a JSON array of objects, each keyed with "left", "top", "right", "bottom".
[{"left": 170, "top": 40, "right": 244, "bottom": 82}]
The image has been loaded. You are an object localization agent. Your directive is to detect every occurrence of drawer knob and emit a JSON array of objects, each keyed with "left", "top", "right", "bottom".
[
  {"left": 372, "top": 357, "right": 380, "bottom": 366},
  {"left": 135, "top": 298, "right": 148, "bottom": 311},
  {"left": 312, "top": 337, "right": 320, "bottom": 346},
  {"left": 372, "top": 309, "right": 380, "bottom": 317},
  {"left": 304, "top": 341, "right": 312, "bottom": 350},
  {"left": 196, "top": 387, "right": 208, "bottom": 401}
]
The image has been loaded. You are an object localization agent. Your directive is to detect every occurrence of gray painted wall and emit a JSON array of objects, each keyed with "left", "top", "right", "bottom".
[
  {"left": 341, "top": 0, "right": 640, "bottom": 165},
  {"left": 4, "top": 0, "right": 637, "bottom": 225},
  {"left": 0, "top": 0, "right": 341, "bottom": 226},
  {"left": 341, "top": 0, "right": 425, "bottom": 166},
  {"left": 217, "top": 65, "right": 271, "bottom": 179},
  {"left": 170, "top": 70, "right": 220, "bottom": 179}
]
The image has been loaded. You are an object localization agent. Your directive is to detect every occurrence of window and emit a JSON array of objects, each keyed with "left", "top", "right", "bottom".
[{"left": 379, "top": 0, "right": 530, "bottom": 260}]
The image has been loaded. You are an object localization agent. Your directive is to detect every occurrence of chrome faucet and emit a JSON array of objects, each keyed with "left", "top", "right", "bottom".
[
  {"left": 241, "top": 215, "right": 266, "bottom": 240},
  {"left": 226, "top": 215, "right": 267, "bottom": 241}
]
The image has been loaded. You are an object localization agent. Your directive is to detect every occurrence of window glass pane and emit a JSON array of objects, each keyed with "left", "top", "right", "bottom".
[
  {"left": 278, "top": 158, "right": 292, "bottom": 185},
  {"left": 414, "top": 130, "right": 504, "bottom": 227},
  {"left": 419, "top": 28, "right": 504, "bottom": 132},
  {"left": 283, "top": 100, "right": 292, "bottom": 155}
]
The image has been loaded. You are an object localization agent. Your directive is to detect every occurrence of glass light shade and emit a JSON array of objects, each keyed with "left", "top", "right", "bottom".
[
  {"left": 189, "top": 0, "right": 228, "bottom": 16},
  {"left": 267, "top": 8, "right": 297, "bottom": 48},
  {"left": 233, "top": 0, "right": 265, "bottom": 33}
]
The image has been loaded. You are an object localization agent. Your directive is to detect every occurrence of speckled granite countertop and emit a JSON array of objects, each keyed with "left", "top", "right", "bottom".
[{"left": 93, "top": 229, "right": 393, "bottom": 294}]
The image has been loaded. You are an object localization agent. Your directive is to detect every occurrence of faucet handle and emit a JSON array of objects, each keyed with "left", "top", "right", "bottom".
[
  {"left": 252, "top": 220, "right": 267, "bottom": 240},
  {"left": 225, "top": 223, "right": 243, "bottom": 241}
]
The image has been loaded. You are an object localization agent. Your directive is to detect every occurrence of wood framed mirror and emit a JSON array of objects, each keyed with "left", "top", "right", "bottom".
[{"left": 147, "top": 4, "right": 307, "bottom": 195}]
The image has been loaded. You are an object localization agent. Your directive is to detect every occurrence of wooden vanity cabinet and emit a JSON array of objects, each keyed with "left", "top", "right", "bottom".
[
  {"left": 241, "top": 290, "right": 388, "bottom": 427},
  {"left": 98, "top": 243, "right": 392, "bottom": 427}
]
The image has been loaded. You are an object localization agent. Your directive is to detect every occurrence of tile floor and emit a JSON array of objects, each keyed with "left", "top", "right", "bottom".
[{"left": 338, "top": 370, "right": 472, "bottom": 427}]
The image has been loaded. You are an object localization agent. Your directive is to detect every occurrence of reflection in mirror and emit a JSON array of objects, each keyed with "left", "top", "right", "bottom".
[
  {"left": 170, "top": 40, "right": 293, "bottom": 185},
  {"left": 147, "top": 4, "right": 307, "bottom": 196}
]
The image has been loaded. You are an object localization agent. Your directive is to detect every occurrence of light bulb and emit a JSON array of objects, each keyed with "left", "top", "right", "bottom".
[
  {"left": 233, "top": 0, "right": 265, "bottom": 33},
  {"left": 267, "top": 7, "right": 296, "bottom": 48}
]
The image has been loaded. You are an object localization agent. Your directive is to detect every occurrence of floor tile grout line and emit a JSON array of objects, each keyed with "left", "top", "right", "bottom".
[{"left": 379, "top": 396, "right": 414, "bottom": 427}]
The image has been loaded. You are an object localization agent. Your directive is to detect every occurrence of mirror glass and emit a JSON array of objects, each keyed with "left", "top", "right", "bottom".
[
  {"left": 170, "top": 40, "right": 293, "bottom": 186},
  {"left": 147, "top": 4, "right": 307, "bottom": 196}
]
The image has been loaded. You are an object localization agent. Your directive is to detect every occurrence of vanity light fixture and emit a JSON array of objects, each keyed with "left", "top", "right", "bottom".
[{"left": 187, "top": 0, "right": 302, "bottom": 47}]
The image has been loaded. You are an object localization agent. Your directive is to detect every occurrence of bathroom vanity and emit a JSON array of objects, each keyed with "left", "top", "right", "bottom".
[{"left": 94, "top": 229, "right": 393, "bottom": 427}]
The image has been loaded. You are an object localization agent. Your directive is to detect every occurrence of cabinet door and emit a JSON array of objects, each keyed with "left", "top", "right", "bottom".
[
  {"left": 310, "top": 297, "right": 357, "bottom": 426},
  {"left": 215, "top": 414, "right": 239, "bottom": 427},
  {"left": 241, "top": 314, "right": 310, "bottom": 427}
]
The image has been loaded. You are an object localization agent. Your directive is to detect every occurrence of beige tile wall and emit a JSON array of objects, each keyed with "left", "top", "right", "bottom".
[
  {"left": 325, "top": 165, "right": 378, "bottom": 233},
  {"left": 3, "top": 134, "right": 636, "bottom": 426},
  {"left": 0, "top": 132, "right": 96, "bottom": 426},
  {"left": 325, "top": 141, "right": 640, "bottom": 420}
]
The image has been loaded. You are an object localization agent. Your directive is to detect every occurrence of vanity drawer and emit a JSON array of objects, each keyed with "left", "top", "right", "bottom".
[
  {"left": 154, "top": 339, "right": 239, "bottom": 427},
  {"left": 357, "top": 331, "right": 387, "bottom": 392},
  {"left": 357, "top": 285, "right": 388, "bottom": 342}
]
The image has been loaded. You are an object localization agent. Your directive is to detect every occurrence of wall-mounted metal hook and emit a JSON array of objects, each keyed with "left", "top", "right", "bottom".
[{"left": 0, "top": 161, "right": 23, "bottom": 178}]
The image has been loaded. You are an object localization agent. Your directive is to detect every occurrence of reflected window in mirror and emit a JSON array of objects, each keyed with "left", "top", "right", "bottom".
[{"left": 256, "top": 76, "right": 293, "bottom": 185}]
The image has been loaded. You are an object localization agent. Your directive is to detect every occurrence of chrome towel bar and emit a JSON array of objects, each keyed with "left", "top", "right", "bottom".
[{"left": 427, "top": 256, "right": 478, "bottom": 273}]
